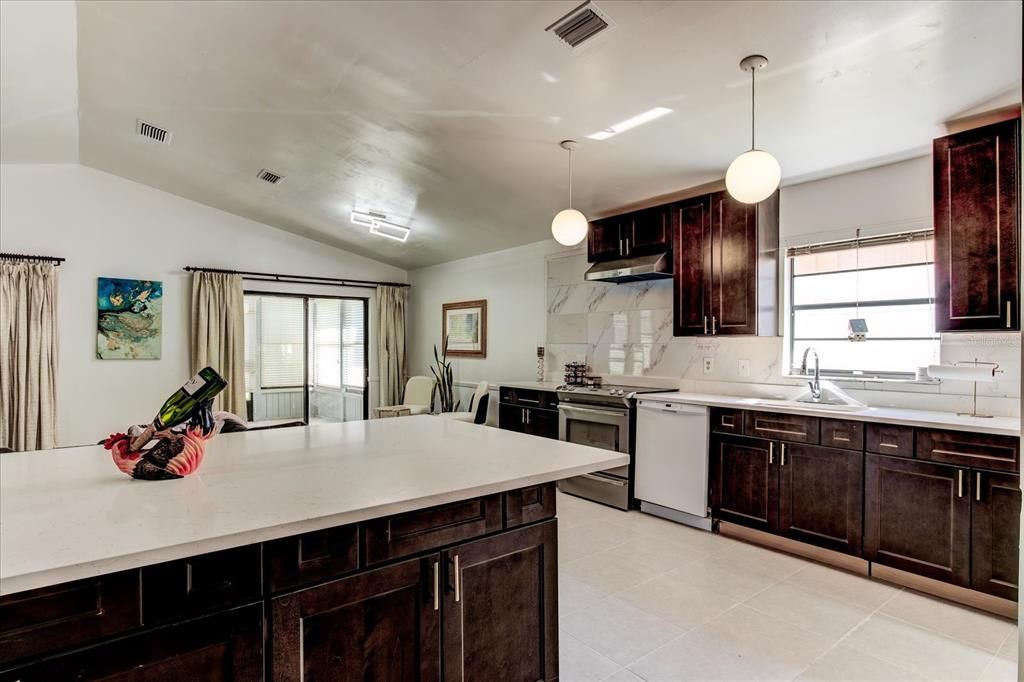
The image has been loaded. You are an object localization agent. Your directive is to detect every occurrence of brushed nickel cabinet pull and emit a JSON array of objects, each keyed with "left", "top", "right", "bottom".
[
  {"left": 619, "top": 237, "right": 624, "bottom": 256},
  {"left": 781, "top": 443, "right": 786, "bottom": 467},
  {"left": 834, "top": 433, "right": 850, "bottom": 442},
  {"left": 625, "top": 237, "right": 630, "bottom": 254},
  {"left": 769, "top": 442, "right": 774, "bottom": 464},
  {"left": 704, "top": 316, "right": 708, "bottom": 335},
  {"left": 1007, "top": 301, "right": 1012, "bottom": 328},
  {"left": 433, "top": 561, "right": 440, "bottom": 611},
  {"left": 976, "top": 472, "right": 982, "bottom": 501},
  {"left": 526, "top": 410, "right": 531, "bottom": 425},
  {"left": 879, "top": 442, "right": 899, "bottom": 449},
  {"left": 521, "top": 408, "right": 526, "bottom": 424},
  {"left": 957, "top": 469, "right": 963, "bottom": 498},
  {"left": 712, "top": 316, "right": 718, "bottom": 335},
  {"left": 454, "top": 554, "right": 461, "bottom": 603}
]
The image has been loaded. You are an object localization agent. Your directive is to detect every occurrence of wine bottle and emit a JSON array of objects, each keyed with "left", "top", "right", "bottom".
[{"left": 129, "top": 367, "right": 227, "bottom": 450}]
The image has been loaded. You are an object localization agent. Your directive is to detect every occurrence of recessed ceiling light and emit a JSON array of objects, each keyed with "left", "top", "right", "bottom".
[
  {"left": 586, "top": 107, "right": 673, "bottom": 140},
  {"left": 352, "top": 209, "right": 411, "bottom": 242}
]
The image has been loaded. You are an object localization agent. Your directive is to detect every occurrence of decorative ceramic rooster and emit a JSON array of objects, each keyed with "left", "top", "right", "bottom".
[{"left": 105, "top": 399, "right": 218, "bottom": 480}]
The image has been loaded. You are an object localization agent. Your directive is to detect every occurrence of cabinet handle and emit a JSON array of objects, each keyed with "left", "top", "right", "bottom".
[
  {"left": 625, "top": 237, "right": 630, "bottom": 254},
  {"left": 976, "top": 472, "right": 982, "bottom": 501},
  {"left": 1007, "top": 301, "right": 1012, "bottom": 329},
  {"left": 781, "top": 443, "right": 786, "bottom": 467},
  {"left": 619, "top": 237, "right": 624, "bottom": 256},
  {"left": 521, "top": 408, "right": 526, "bottom": 424},
  {"left": 711, "top": 316, "right": 717, "bottom": 335},
  {"left": 454, "top": 554, "right": 461, "bottom": 603},
  {"left": 769, "top": 442, "right": 774, "bottom": 464},
  {"left": 703, "top": 316, "right": 708, "bottom": 335},
  {"left": 526, "top": 410, "right": 531, "bottom": 425},
  {"left": 433, "top": 560, "right": 440, "bottom": 611},
  {"left": 957, "top": 469, "right": 963, "bottom": 498}
]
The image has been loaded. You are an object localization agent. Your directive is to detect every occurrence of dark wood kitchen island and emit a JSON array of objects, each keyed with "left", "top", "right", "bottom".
[{"left": 0, "top": 416, "right": 626, "bottom": 681}]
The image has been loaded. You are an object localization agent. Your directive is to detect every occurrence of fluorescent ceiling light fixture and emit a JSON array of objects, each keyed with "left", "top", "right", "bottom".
[
  {"left": 369, "top": 220, "right": 411, "bottom": 242},
  {"left": 586, "top": 107, "right": 672, "bottom": 140},
  {"left": 350, "top": 209, "right": 379, "bottom": 227}
]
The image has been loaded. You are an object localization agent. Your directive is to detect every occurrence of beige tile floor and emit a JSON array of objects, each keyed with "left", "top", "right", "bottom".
[{"left": 556, "top": 491, "right": 1019, "bottom": 681}]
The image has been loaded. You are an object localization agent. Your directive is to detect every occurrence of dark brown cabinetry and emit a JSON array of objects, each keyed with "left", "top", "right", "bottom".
[
  {"left": 779, "top": 443, "right": 863, "bottom": 556},
  {"left": 709, "top": 434, "right": 778, "bottom": 533},
  {"left": 498, "top": 387, "right": 560, "bottom": 440},
  {"left": 934, "top": 118, "right": 1020, "bottom": 331},
  {"left": 971, "top": 470, "right": 1022, "bottom": 600},
  {"left": 588, "top": 209, "right": 671, "bottom": 263},
  {"left": 630, "top": 206, "right": 672, "bottom": 257},
  {"left": 673, "top": 191, "right": 779, "bottom": 336},
  {"left": 443, "top": 521, "right": 558, "bottom": 682}
]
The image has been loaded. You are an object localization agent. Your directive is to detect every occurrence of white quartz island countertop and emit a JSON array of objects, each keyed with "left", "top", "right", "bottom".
[
  {"left": 0, "top": 416, "right": 626, "bottom": 596},
  {"left": 640, "top": 391, "right": 1021, "bottom": 437}
]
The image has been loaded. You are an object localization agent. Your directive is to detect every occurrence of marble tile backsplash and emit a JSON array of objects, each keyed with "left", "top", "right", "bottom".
[{"left": 545, "top": 252, "right": 1021, "bottom": 416}]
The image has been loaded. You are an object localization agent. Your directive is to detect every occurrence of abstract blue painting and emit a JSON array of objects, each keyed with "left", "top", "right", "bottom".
[{"left": 97, "top": 277, "right": 163, "bottom": 359}]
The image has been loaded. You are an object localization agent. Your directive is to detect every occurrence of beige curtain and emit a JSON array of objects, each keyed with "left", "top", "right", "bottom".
[
  {"left": 0, "top": 262, "right": 59, "bottom": 451},
  {"left": 376, "top": 285, "right": 407, "bottom": 407},
  {"left": 190, "top": 272, "right": 246, "bottom": 416}
]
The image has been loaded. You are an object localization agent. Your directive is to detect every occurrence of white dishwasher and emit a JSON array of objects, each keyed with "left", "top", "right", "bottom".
[{"left": 635, "top": 399, "right": 711, "bottom": 530}]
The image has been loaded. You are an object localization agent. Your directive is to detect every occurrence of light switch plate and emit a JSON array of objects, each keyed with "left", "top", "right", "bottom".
[
  {"left": 738, "top": 359, "right": 751, "bottom": 377},
  {"left": 703, "top": 357, "right": 714, "bottom": 374}
]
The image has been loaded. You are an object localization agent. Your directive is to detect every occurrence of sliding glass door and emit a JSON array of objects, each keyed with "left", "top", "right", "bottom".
[{"left": 243, "top": 293, "right": 368, "bottom": 427}]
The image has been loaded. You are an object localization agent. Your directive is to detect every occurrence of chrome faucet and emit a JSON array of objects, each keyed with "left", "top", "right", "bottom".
[{"left": 801, "top": 347, "right": 822, "bottom": 401}]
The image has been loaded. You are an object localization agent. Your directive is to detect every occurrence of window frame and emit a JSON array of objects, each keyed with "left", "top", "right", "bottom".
[{"left": 784, "top": 230, "right": 938, "bottom": 381}]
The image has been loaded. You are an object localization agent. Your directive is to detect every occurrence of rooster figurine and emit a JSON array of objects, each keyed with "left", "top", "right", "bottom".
[{"left": 105, "top": 399, "right": 218, "bottom": 480}]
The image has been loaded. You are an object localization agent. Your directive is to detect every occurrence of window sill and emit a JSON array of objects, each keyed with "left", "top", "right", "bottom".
[{"left": 782, "top": 373, "right": 939, "bottom": 386}]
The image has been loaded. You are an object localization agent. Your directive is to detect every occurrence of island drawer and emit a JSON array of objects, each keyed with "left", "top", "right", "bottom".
[
  {"left": 820, "top": 419, "right": 864, "bottom": 451},
  {"left": 363, "top": 494, "right": 503, "bottom": 566},
  {"left": 916, "top": 429, "right": 1019, "bottom": 473},
  {"left": 710, "top": 407, "right": 745, "bottom": 435},
  {"left": 0, "top": 569, "right": 141, "bottom": 666},
  {"left": 265, "top": 524, "right": 360, "bottom": 593},
  {"left": 745, "top": 411, "right": 819, "bottom": 444},
  {"left": 141, "top": 545, "right": 262, "bottom": 624},
  {"left": 500, "top": 387, "right": 558, "bottom": 409},
  {"left": 504, "top": 483, "right": 557, "bottom": 528},
  {"left": 866, "top": 423, "right": 914, "bottom": 458}
]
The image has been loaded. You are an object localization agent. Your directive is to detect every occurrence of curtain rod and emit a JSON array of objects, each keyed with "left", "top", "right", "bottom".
[
  {"left": 0, "top": 253, "right": 65, "bottom": 265},
  {"left": 182, "top": 266, "right": 409, "bottom": 289}
]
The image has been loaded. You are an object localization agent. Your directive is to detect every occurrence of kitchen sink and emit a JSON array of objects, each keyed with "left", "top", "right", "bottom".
[{"left": 735, "top": 397, "right": 867, "bottom": 413}]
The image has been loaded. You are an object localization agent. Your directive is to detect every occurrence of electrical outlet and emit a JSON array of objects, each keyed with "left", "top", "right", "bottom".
[
  {"left": 738, "top": 359, "right": 751, "bottom": 377},
  {"left": 703, "top": 357, "right": 714, "bottom": 375}
]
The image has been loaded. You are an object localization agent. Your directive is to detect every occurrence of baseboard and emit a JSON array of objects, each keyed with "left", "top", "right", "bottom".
[{"left": 716, "top": 521, "right": 1017, "bottom": 620}]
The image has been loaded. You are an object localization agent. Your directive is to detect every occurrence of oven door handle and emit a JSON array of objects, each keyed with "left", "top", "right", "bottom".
[{"left": 559, "top": 404, "right": 628, "bottom": 419}]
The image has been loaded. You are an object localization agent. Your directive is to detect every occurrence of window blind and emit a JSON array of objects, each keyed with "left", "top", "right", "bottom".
[
  {"left": 341, "top": 299, "right": 365, "bottom": 389},
  {"left": 259, "top": 296, "right": 305, "bottom": 388},
  {"left": 312, "top": 299, "right": 342, "bottom": 389}
]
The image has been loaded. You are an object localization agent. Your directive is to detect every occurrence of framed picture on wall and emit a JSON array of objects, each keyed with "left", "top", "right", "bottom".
[{"left": 442, "top": 300, "right": 487, "bottom": 358}]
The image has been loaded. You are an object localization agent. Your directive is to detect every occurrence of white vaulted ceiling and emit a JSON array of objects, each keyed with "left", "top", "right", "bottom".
[{"left": 3, "top": 1, "right": 1021, "bottom": 268}]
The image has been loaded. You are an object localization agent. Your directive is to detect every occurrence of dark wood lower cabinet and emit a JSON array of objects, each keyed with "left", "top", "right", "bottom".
[
  {"left": 2, "top": 603, "right": 263, "bottom": 682},
  {"left": 864, "top": 454, "right": 971, "bottom": 586},
  {"left": 971, "top": 470, "right": 1021, "bottom": 600},
  {"left": 709, "top": 434, "right": 778, "bottom": 533},
  {"left": 499, "top": 403, "right": 559, "bottom": 440},
  {"left": 443, "top": 521, "right": 557, "bottom": 682},
  {"left": 779, "top": 443, "right": 863, "bottom": 556}
]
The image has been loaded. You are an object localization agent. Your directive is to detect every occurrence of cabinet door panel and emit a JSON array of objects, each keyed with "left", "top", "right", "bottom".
[
  {"left": 864, "top": 455, "right": 970, "bottom": 586},
  {"left": 779, "top": 444, "right": 863, "bottom": 555},
  {"left": 443, "top": 521, "right": 557, "bottom": 682},
  {"left": 271, "top": 555, "right": 440, "bottom": 682},
  {"left": 673, "top": 198, "right": 712, "bottom": 336},
  {"left": 709, "top": 435, "right": 778, "bottom": 533},
  {"left": 588, "top": 219, "right": 622, "bottom": 262},
  {"left": 525, "top": 408, "right": 559, "bottom": 440},
  {"left": 711, "top": 192, "right": 757, "bottom": 335},
  {"left": 630, "top": 207, "right": 671, "bottom": 256},
  {"left": 934, "top": 118, "right": 1019, "bottom": 331},
  {"left": 971, "top": 471, "right": 1021, "bottom": 600},
  {"left": 498, "top": 403, "right": 526, "bottom": 433}
]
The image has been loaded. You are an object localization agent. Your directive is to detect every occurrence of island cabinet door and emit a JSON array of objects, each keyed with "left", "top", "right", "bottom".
[
  {"left": 971, "top": 470, "right": 1021, "bottom": 600},
  {"left": 778, "top": 443, "right": 864, "bottom": 556},
  {"left": 499, "top": 403, "right": 526, "bottom": 433},
  {"left": 1, "top": 603, "right": 263, "bottom": 682},
  {"left": 442, "top": 520, "right": 557, "bottom": 682},
  {"left": 864, "top": 454, "right": 971, "bottom": 586},
  {"left": 270, "top": 554, "right": 441, "bottom": 682},
  {"left": 709, "top": 434, "right": 779, "bottom": 533}
]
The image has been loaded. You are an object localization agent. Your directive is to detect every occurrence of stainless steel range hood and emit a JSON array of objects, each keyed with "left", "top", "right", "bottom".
[{"left": 584, "top": 252, "right": 672, "bottom": 284}]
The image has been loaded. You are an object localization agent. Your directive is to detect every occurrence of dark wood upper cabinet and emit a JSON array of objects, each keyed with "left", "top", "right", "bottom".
[
  {"left": 588, "top": 209, "right": 670, "bottom": 262},
  {"left": 709, "top": 434, "right": 779, "bottom": 533},
  {"left": 778, "top": 443, "right": 863, "bottom": 556},
  {"left": 629, "top": 206, "right": 672, "bottom": 257},
  {"left": 864, "top": 454, "right": 971, "bottom": 587},
  {"left": 971, "top": 470, "right": 1021, "bottom": 601},
  {"left": 934, "top": 118, "right": 1020, "bottom": 331},
  {"left": 673, "top": 190, "right": 779, "bottom": 336},
  {"left": 588, "top": 215, "right": 635, "bottom": 262},
  {"left": 442, "top": 521, "right": 557, "bottom": 682}
]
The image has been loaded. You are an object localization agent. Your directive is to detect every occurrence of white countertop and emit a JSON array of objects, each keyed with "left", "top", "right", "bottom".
[
  {"left": 0, "top": 416, "right": 626, "bottom": 596},
  {"left": 639, "top": 391, "right": 1020, "bottom": 436}
]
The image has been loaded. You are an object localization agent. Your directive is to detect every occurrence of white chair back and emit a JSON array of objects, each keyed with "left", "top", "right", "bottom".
[
  {"left": 404, "top": 376, "right": 435, "bottom": 408},
  {"left": 468, "top": 381, "right": 489, "bottom": 412}
]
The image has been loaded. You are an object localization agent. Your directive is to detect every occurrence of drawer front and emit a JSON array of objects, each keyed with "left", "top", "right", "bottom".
[
  {"left": 499, "top": 387, "right": 516, "bottom": 404},
  {"left": 500, "top": 387, "right": 558, "bottom": 410},
  {"left": 0, "top": 570, "right": 140, "bottom": 665},
  {"left": 363, "top": 494, "right": 503, "bottom": 565},
  {"left": 710, "top": 407, "right": 744, "bottom": 435},
  {"left": 820, "top": 419, "right": 865, "bottom": 451},
  {"left": 266, "top": 524, "right": 359, "bottom": 593},
  {"left": 745, "top": 411, "right": 819, "bottom": 444},
  {"left": 504, "top": 483, "right": 557, "bottom": 528},
  {"left": 866, "top": 423, "right": 914, "bottom": 458},
  {"left": 917, "top": 429, "right": 1020, "bottom": 473},
  {"left": 141, "top": 545, "right": 262, "bottom": 624}
]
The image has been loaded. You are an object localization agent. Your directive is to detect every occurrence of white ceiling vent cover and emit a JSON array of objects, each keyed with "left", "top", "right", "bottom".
[
  {"left": 135, "top": 119, "right": 172, "bottom": 144},
  {"left": 545, "top": 1, "right": 613, "bottom": 51},
  {"left": 257, "top": 169, "right": 284, "bottom": 184}
]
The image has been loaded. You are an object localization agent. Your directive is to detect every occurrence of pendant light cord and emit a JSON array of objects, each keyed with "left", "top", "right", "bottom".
[
  {"left": 568, "top": 146, "right": 574, "bottom": 209},
  {"left": 750, "top": 67, "right": 756, "bottom": 150}
]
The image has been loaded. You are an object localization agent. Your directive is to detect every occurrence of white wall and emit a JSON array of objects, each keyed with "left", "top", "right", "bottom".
[{"left": 0, "top": 164, "right": 407, "bottom": 446}]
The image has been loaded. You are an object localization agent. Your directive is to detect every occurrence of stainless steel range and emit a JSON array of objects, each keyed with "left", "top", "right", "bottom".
[{"left": 557, "top": 383, "right": 676, "bottom": 510}]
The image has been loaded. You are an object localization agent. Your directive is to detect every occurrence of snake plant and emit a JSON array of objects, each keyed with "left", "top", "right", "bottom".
[{"left": 430, "top": 337, "right": 460, "bottom": 413}]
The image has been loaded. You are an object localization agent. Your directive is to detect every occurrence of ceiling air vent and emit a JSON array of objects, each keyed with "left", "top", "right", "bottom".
[
  {"left": 546, "top": 1, "right": 613, "bottom": 51},
  {"left": 257, "top": 168, "right": 284, "bottom": 184},
  {"left": 135, "top": 119, "right": 172, "bottom": 145}
]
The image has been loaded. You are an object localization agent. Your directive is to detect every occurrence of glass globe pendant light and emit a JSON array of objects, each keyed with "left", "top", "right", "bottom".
[
  {"left": 726, "top": 55, "right": 781, "bottom": 204},
  {"left": 551, "top": 140, "right": 588, "bottom": 246}
]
